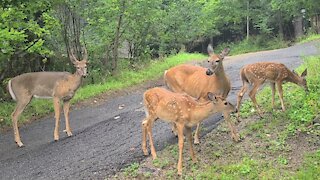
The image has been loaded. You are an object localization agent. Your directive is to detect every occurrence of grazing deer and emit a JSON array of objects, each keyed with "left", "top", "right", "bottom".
[
  {"left": 7, "top": 48, "right": 88, "bottom": 147},
  {"left": 236, "top": 62, "right": 308, "bottom": 118},
  {"left": 164, "top": 44, "right": 239, "bottom": 144},
  {"left": 141, "top": 87, "right": 236, "bottom": 175}
]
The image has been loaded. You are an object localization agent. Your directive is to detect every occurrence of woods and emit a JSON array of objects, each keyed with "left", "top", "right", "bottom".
[{"left": 1, "top": 0, "right": 320, "bottom": 99}]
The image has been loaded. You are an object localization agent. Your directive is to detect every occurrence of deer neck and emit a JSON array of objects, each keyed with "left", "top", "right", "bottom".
[
  {"left": 286, "top": 71, "right": 304, "bottom": 87},
  {"left": 214, "top": 64, "right": 226, "bottom": 78},
  {"left": 191, "top": 101, "right": 216, "bottom": 122},
  {"left": 70, "top": 72, "right": 83, "bottom": 89}
]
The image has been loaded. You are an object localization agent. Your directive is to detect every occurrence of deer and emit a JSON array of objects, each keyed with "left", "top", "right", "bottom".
[
  {"left": 7, "top": 47, "right": 88, "bottom": 147},
  {"left": 164, "top": 44, "right": 240, "bottom": 144},
  {"left": 141, "top": 87, "right": 237, "bottom": 175},
  {"left": 236, "top": 62, "right": 308, "bottom": 118}
]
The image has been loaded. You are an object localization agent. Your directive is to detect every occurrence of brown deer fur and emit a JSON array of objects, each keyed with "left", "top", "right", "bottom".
[{"left": 141, "top": 87, "right": 236, "bottom": 175}]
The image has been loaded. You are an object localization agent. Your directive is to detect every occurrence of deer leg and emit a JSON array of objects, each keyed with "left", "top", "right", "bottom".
[
  {"left": 276, "top": 82, "right": 286, "bottom": 111},
  {"left": 171, "top": 122, "right": 178, "bottom": 136},
  {"left": 270, "top": 82, "right": 276, "bottom": 109},
  {"left": 145, "top": 117, "right": 157, "bottom": 159},
  {"left": 176, "top": 123, "right": 185, "bottom": 176},
  {"left": 141, "top": 118, "right": 149, "bottom": 156},
  {"left": 185, "top": 127, "right": 196, "bottom": 162},
  {"left": 53, "top": 97, "right": 61, "bottom": 141},
  {"left": 11, "top": 97, "right": 32, "bottom": 147},
  {"left": 63, "top": 100, "right": 72, "bottom": 137},
  {"left": 236, "top": 82, "right": 249, "bottom": 120},
  {"left": 249, "top": 82, "right": 263, "bottom": 116},
  {"left": 223, "top": 112, "right": 240, "bottom": 142},
  {"left": 193, "top": 123, "right": 201, "bottom": 144}
]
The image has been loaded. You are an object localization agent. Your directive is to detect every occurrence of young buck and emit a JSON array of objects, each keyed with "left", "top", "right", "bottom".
[
  {"left": 142, "top": 87, "right": 236, "bottom": 175},
  {"left": 236, "top": 62, "right": 308, "bottom": 118},
  {"left": 7, "top": 48, "right": 88, "bottom": 147},
  {"left": 164, "top": 44, "right": 239, "bottom": 144}
]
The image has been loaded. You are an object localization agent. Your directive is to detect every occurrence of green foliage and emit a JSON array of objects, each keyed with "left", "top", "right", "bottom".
[
  {"left": 123, "top": 162, "right": 140, "bottom": 177},
  {"left": 294, "top": 150, "right": 320, "bottom": 179},
  {"left": 298, "top": 33, "right": 320, "bottom": 44},
  {"left": 215, "top": 35, "right": 288, "bottom": 56},
  {"left": 153, "top": 158, "right": 170, "bottom": 169}
]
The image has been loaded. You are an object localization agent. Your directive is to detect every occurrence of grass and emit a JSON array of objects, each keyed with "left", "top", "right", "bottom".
[
  {"left": 0, "top": 53, "right": 206, "bottom": 129},
  {"left": 297, "top": 33, "right": 320, "bottom": 44}
]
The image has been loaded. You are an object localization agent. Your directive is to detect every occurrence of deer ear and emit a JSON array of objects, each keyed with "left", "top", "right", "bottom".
[
  {"left": 207, "top": 92, "right": 217, "bottom": 102},
  {"left": 207, "top": 44, "right": 214, "bottom": 55},
  {"left": 292, "top": 70, "right": 298, "bottom": 75},
  {"left": 301, "top": 69, "right": 307, "bottom": 77},
  {"left": 220, "top": 47, "right": 230, "bottom": 58}
]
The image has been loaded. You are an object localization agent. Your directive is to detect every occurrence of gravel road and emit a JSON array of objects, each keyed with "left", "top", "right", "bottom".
[{"left": 0, "top": 41, "right": 319, "bottom": 179}]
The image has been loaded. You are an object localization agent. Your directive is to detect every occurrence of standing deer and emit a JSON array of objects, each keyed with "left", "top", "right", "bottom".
[
  {"left": 236, "top": 62, "right": 308, "bottom": 118},
  {"left": 7, "top": 48, "right": 88, "bottom": 147},
  {"left": 142, "top": 87, "right": 237, "bottom": 175},
  {"left": 164, "top": 44, "right": 240, "bottom": 144}
]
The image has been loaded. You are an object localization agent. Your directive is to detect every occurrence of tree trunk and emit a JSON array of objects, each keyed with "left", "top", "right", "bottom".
[
  {"left": 277, "top": 11, "right": 284, "bottom": 39},
  {"left": 311, "top": 14, "right": 320, "bottom": 34},
  {"left": 246, "top": 0, "right": 250, "bottom": 41},
  {"left": 111, "top": 0, "right": 126, "bottom": 75},
  {"left": 57, "top": 3, "right": 82, "bottom": 62},
  {"left": 293, "top": 16, "right": 304, "bottom": 38}
]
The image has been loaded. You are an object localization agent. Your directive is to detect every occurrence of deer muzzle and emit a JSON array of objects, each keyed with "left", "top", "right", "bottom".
[{"left": 206, "top": 68, "right": 214, "bottom": 76}]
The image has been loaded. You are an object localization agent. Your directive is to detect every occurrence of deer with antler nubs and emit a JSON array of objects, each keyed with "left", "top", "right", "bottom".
[
  {"left": 7, "top": 48, "right": 88, "bottom": 147},
  {"left": 236, "top": 62, "right": 308, "bottom": 118},
  {"left": 141, "top": 87, "right": 237, "bottom": 175}
]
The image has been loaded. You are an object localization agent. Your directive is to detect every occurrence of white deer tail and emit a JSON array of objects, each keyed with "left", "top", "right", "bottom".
[{"left": 8, "top": 79, "right": 17, "bottom": 101}]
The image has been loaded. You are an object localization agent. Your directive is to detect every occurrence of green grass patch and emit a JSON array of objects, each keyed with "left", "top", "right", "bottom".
[
  {"left": 297, "top": 33, "right": 320, "bottom": 44},
  {"left": 215, "top": 35, "right": 288, "bottom": 56},
  {"left": 294, "top": 150, "right": 320, "bottom": 179},
  {"left": 0, "top": 53, "right": 206, "bottom": 129}
]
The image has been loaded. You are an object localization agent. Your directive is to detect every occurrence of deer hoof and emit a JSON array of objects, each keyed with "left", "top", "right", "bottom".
[
  {"left": 63, "top": 129, "right": 73, "bottom": 137},
  {"left": 194, "top": 138, "right": 200, "bottom": 145},
  {"left": 143, "top": 150, "right": 149, "bottom": 156},
  {"left": 232, "top": 134, "right": 241, "bottom": 142},
  {"left": 16, "top": 141, "right": 24, "bottom": 147}
]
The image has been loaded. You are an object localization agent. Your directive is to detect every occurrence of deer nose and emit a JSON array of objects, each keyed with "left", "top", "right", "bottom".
[{"left": 206, "top": 69, "right": 214, "bottom": 76}]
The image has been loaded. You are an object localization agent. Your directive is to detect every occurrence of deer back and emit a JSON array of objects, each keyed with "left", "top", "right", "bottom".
[
  {"left": 241, "top": 62, "right": 307, "bottom": 89},
  {"left": 9, "top": 71, "right": 82, "bottom": 100}
]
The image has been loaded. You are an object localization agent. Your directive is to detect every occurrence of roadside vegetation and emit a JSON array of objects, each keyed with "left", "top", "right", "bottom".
[{"left": 111, "top": 39, "right": 320, "bottom": 179}]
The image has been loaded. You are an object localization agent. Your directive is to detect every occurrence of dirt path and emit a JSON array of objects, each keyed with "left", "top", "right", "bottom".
[{"left": 0, "top": 41, "right": 319, "bottom": 179}]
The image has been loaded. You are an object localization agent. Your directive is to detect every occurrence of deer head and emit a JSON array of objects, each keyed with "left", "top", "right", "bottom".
[
  {"left": 70, "top": 47, "right": 88, "bottom": 77},
  {"left": 292, "top": 69, "right": 308, "bottom": 92},
  {"left": 206, "top": 44, "right": 230, "bottom": 76},
  {"left": 207, "top": 92, "right": 237, "bottom": 114}
]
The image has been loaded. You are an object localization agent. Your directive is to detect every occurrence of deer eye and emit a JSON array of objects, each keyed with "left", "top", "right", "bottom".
[{"left": 224, "top": 102, "right": 228, "bottom": 105}]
